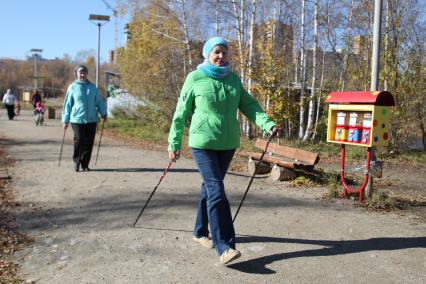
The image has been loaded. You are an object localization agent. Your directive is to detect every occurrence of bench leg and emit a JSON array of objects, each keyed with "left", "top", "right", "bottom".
[
  {"left": 247, "top": 158, "right": 271, "bottom": 175},
  {"left": 270, "top": 164, "right": 297, "bottom": 181}
]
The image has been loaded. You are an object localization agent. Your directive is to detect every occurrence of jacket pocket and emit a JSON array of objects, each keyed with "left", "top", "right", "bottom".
[{"left": 190, "top": 115, "right": 208, "bottom": 134}]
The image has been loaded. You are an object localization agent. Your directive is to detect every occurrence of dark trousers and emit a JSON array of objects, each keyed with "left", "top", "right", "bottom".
[
  {"left": 5, "top": 104, "right": 15, "bottom": 120},
  {"left": 71, "top": 123, "right": 97, "bottom": 168},
  {"left": 191, "top": 148, "right": 236, "bottom": 256}
]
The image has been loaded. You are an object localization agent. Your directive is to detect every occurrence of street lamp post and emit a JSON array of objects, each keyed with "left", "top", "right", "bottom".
[
  {"left": 366, "top": 0, "right": 384, "bottom": 195},
  {"left": 30, "top": 48, "right": 43, "bottom": 90},
  {"left": 370, "top": 0, "right": 383, "bottom": 92},
  {"left": 89, "top": 14, "right": 110, "bottom": 88}
]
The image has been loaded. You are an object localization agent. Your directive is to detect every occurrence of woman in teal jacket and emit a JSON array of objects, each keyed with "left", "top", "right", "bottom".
[
  {"left": 168, "top": 37, "right": 280, "bottom": 265},
  {"left": 62, "top": 65, "right": 107, "bottom": 172}
]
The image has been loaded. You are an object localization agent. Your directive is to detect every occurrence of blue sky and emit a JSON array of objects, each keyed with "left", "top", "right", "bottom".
[{"left": 0, "top": 0, "right": 129, "bottom": 62}]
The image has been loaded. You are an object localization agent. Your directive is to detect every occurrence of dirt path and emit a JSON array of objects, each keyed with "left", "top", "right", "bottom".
[{"left": 1, "top": 110, "right": 425, "bottom": 283}]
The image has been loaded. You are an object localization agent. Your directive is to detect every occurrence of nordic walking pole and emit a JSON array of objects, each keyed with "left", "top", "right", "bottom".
[
  {"left": 233, "top": 131, "right": 276, "bottom": 223},
  {"left": 58, "top": 128, "right": 67, "bottom": 167},
  {"left": 95, "top": 119, "right": 106, "bottom": 165},
  {"left": 132, "top": 161, "right": 173, "bottom": 227}
]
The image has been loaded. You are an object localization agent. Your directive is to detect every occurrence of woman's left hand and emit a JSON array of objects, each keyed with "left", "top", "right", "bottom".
[{"left": 168, "top": 150, "right": 181, "bottom": 163}]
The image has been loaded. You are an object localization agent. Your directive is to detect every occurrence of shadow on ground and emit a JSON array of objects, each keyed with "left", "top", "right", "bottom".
[
  {"left": 15, "top": 190, "right": 329, "bottom": 232},
  {"left": 228, "top": 235, "right": 426, "bottom": 274},
  {"left": 90, "top": 168, "right": 198, "bottom": 173}
]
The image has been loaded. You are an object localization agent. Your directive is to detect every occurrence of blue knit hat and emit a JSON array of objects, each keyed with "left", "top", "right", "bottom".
[{"left": 202, "top": 37, "right": 228, "bottom": 58}]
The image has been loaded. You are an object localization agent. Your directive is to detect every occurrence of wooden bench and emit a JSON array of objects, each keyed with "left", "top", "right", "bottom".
[{"left": 240, "top": 139, "right": 320, "bottom": 181}]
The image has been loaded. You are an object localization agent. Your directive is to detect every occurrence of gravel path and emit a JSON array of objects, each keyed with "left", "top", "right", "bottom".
[{"left": 1, "top": 110, "right": 425, "bottom": 283}]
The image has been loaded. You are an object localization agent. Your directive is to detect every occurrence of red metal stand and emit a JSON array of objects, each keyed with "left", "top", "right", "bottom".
[{"left": 340, "top": 144, "right": 372, "bottom": 203}]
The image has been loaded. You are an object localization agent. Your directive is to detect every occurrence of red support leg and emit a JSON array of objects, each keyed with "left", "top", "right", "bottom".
[{"left": 340, "top": 145, "right": 372, "bottom": 203}]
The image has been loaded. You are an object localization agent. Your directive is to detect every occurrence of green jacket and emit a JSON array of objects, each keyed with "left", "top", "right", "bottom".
[{"left": 168, "top": 70, "right": 276, "bottom": 151}]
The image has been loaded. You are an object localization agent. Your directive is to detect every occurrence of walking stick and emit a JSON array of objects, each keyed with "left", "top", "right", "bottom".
[
  {"left": 58, "top": 128, "right": 67, "bottom": 167},
  {"left": 232, "top": 133, "right": 275, "bottom": 223},
  {"left": 95, "top": 119, "right": 105, "bottom": 165},
  {"left": 132, "top": 161, "right": 173, "bottom": 227}
]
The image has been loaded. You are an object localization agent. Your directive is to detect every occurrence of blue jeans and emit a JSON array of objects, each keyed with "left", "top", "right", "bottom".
[{"left": 191, "top": 148, "right": 236, "bottom": 256}]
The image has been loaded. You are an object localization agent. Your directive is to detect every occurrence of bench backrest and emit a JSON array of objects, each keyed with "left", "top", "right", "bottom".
[{"left": 255, "top": 139, "right": 320, "bottom": 166}]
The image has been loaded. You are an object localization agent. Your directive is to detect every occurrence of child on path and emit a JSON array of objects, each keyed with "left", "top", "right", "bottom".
[{"left": 34, "top": 102, "right": 45, "bottom": 125}]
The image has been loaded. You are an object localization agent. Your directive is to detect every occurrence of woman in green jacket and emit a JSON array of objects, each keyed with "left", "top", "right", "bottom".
[{"left": 168, "top": 37, "right": 280, "bottom": 265}]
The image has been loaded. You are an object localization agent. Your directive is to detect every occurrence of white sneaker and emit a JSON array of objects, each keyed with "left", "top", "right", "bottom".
[
  {"left": 220, "top": 248, "right": 241, "bottom": 265},
  {"left": 192, "top": 236, "right": 214, "bottom": 249}
]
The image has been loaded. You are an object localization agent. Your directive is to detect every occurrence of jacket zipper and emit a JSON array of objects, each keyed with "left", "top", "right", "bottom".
[{"left": 84, "top": 85, "right": 89, "bottom": 122}]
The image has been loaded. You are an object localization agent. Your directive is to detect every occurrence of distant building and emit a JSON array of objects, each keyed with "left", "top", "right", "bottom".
[
  {"left": 109, "top": 50, "right": 115, "bottom": 65},
  {"left": 293, "top": 48, "right": 343, "bottom": 86},
  {"left": 254, "top": 20, "right": 294, "bottom": 84}
]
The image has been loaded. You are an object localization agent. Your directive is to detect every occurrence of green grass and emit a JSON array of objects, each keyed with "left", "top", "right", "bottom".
[
  {"left": 382, "top": 149, "right": 426, "bottom": 166},
  {"left": 239, "top": 136, "right": 261, "bottom": 152},
  {"left": 106, "top": 118, "right": 425, "bottom": 166},
  {"left": 106, "top": 118, "right": 169, "bottom": 144}
]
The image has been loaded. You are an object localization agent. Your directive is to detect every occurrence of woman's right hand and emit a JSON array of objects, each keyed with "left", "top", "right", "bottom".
[
  {"left": 168, "top": 150, "right": 181, "bottom": 163},
  {"left": 63, "top": 123, "right": 68, "bottom": 130},
  {"left": 269, "top": 125, "right": 281, "bottom": 138}
]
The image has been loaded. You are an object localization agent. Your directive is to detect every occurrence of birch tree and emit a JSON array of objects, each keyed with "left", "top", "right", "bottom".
[
  {"left": 178, "top": 0, "right": 193, "bottom": 68},
  {"left": 215, "top": 0, "right": 220, "bottom": 36},
  {"left": 338, "top": 0, "right": 354, "bottom": 91},
  {"left": 303, "top": 0, "right": 319, "bottom": 141},
  {"left": 231, "top": 0, "right": 246, "bottom": 82},
  {"left": 312, "top": 48, "right": 326, "bottom": 140},
  {"left": 383, "top": 0, "right": 389, "bottom": 91},
  {"left": 298, "top": 0, "right": 307, "bottom": 139},
  {"left": 312, "top": 3, "right": 330, "bottom": 141},
  {"left": 246, "top": 0, "right": 257, "bottom": 95}
]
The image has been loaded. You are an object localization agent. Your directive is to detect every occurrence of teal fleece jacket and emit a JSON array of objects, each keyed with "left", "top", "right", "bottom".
[
  {"left": 62, "top": 80, "right": 107, "bottom": 124},
  {"left": 168, "top": 70, "right": 276, "bottom": 151}
]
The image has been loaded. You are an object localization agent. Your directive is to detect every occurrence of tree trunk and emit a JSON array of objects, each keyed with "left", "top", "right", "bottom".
[
  {"left": 298, "top": 0, "right": 306, "bottom": 140},
  {"left": 270, "top": 165, "right": 297, "bottom": 181},
  {"left": 232, "top": 0, "right": 252, "bottom": 137},
  {"left": 245, "top": 0, "right": 257, "bottom": 138},
  {"left": 338, "top": 0, "right": 354, "bottom": 92},
  {"left": 421, "top": 120, "right": 426, "bottom": 151},
  {"left": 231, "top": 0, "right": 246, "bottom": 82},
  {"left": 272, "top": 0, "right": 279, "bottom": 44},
  {"left": 179, "top": 0, "right": 192, "bottom": 68},
  {"left": 215, "top": 0, "right": 220, "bottom": 36},
  {"left": 247, "top": 158, "right": 272, "bottom": 175},
  {"left": 312, "top": 49, "right": 326, "bottom": 140},
  {"left": 303, "top": 0, "right": 319, "bottom": 141},
  {"left": 246, "top": 0, "right": 257, "bottom": 95},
  {"left": 384, "top": 0, "right": 389, "bottom": 91}
]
